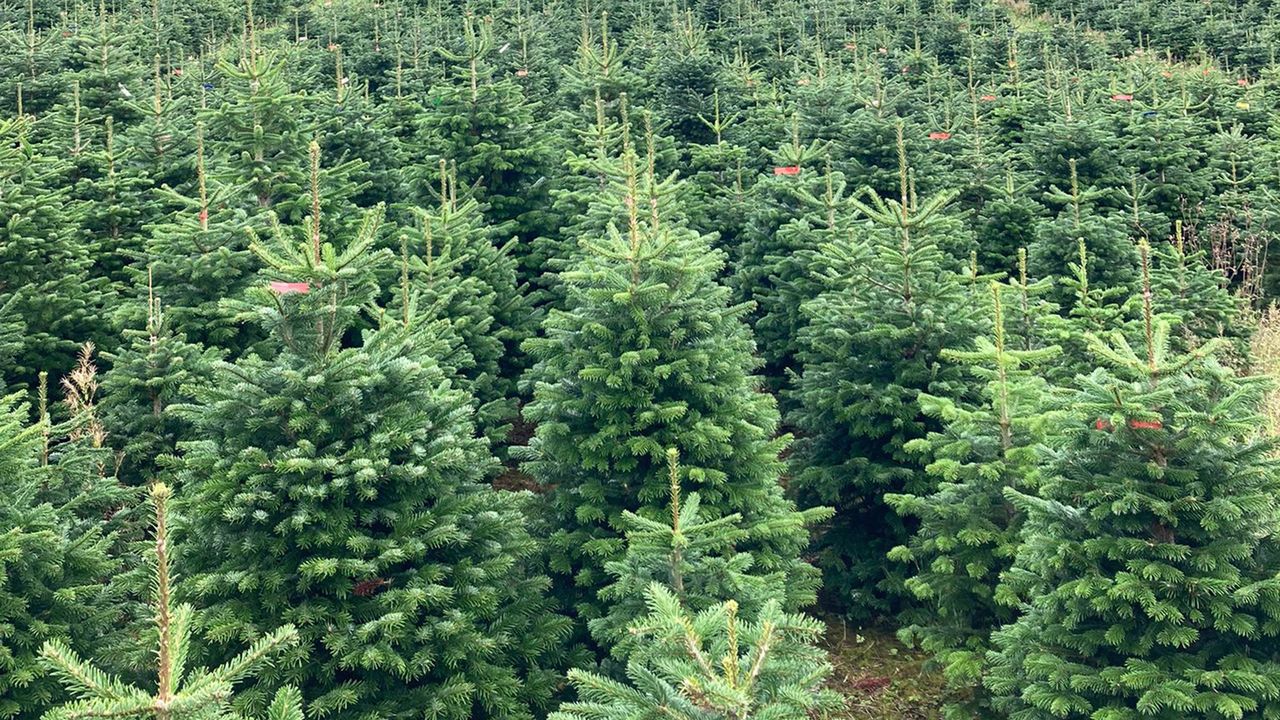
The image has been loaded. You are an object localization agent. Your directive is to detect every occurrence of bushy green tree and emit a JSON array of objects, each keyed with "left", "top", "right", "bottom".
[
  {"left": 0, "top": 116, "right": 105, "bottom": 389},
  {"left": 100, "top": 280, "right": 219, "bottom": 486},
  {"left": 520, "top": 143, "right": 822, "bottom": 624},
  {"left": 590, "top": 449, "right": 792, "bottom": 661},
  {"left": 0, "top": 391, "right": 121, "bottom": 720},
  {"left": 987, "top": 282, "right": 1280, "bottom": 719},
  {"left": 178, "top": 205, "right": 569, "bottom": 720},
  {"left": 886, "top": 284, "right": 1062, "bottom": 717},
  {"left": 789, "top": 128, "right": 983, "bottom": 620}
]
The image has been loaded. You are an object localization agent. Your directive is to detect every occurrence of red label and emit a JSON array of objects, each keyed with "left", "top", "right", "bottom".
[
  {"left": 1128, "top": 419, "right": 1163, "bottom": 430},
  {"left": 1094, "top": 419, "right": 1112, "bottom": 431},
  {"left": 773, "top": 166, "right": 801, "bottom": 176},
  {"left": 1111, "top": 93, "right": 1134, "bottom": 101},
  {"left": 269, "top": 281, "right": 311, "bottom": 295},
  {"left": 928, "top": 132, "right": 951, "bottom": 140},
  {"left": 979, "top": 94, "right": 997, "bottom": 101}
]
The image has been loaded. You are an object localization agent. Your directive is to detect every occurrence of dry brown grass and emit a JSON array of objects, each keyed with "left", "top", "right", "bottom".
[{"left": 1250, "top": 304, "right": 1280, "bottom": 437}]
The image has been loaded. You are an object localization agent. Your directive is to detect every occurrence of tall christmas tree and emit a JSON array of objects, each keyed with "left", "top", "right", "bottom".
[
  {"left": 520, "top": 131, "right": 823, "bottom": 625},
  {"left": 177, "top": 203, "right": 569, "bottom": 720},
  {"left": 789, "top": 124, "right": 983, "bottom": 620},
  {"left": 886, "top": 284, "right": 1063, "bottom": 716}
]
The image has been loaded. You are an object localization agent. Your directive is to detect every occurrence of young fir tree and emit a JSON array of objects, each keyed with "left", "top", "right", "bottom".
[
  {"left": 885, "top": 284, "right": 1062, "bottom": 717},
  {"left": 551, "top": 585, "right": 844, "bottom": 720},
  {"left": 70, "top": 115, "right": 156, "bottom": 287},
  {"left": 733, "top": 147, "right": 847, "bottom": 395},
  {"left": 394, "top": 168, "right": 535, "bottom": 446},
  {"left": 99, "top": 274, "right": 220, "bottom": 487},
  {"left": 38, "top": 483, "right": 303, "bottom": 720},
  {"left": 0, "top": 116, "right": 105, "bottom": 390},
  {"left": 590, "top": 449, "right": 788, "bottom": 661},
  {"left": 986, "top": 248, "right": 1280, "bottom": 719},
  {"left": 1029, "top": 157, "right": 1139, "bottom": 303},
  {"left": 134, "top": 125, "right": 259, "bottom": 355},
  {"left": 519, "top": 131, "right": 823, "bottom": 626},
  {"left": 789, "top": 125, "right": 982, "bottom": 620},
  {"left": 177, "top": 204, "right": 569, "bottom": 720},
  {"left": 0, "top": 391, "right": 122, "bottom": 720},
  {"left": 414, "top": 13, "right": 554, "bottom": 239}
]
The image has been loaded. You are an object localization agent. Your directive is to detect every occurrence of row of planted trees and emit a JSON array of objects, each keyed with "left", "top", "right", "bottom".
[{"left": 7, "top": 0, "right": 1280, "bottom": 718}]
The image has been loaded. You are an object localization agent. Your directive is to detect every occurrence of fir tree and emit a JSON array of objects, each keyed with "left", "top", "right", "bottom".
[
  {"left": 0, "top": 116, "right": 105, "bottom": 390},
  {"left": 394, "top": 173, "right": 535, "bottom": 446},
  {"left": 886, "top": 284, "right": 1063, "bottom": 716},
  {"left": 0, "top": 391, "right": 120, "bottom": 720},
  {"left": 1029, "top": 157, "right": 1139, "bottom": 303},
  {"left": 99, "top": 274, "right": 220, "bottom": 486},
  {"left": 520, "top": 134, "right": 822, "bottom": 624},
  {"left": 414, "top": 14, "right": 554, "bottom": 238},
  {"left": 38, "top": 483, "right": 303, "bottom": 720},
  {"left": 551, "top": 585, "right": 844, "bottom": 720},
  {"left": 134, "top": 125, "right": 258, "bottom": 354},
  {"left": 178, "top": 204, "right": 569, "bottom": 720},
  {"left": 590, "top": 449, "right": 790, "bottom": 661},
  {"left": 986, "top": 250, "right": 1280, "bottom": 719},
  {"left": 789, "top": 125, "right": 983, "bottom": 620}
]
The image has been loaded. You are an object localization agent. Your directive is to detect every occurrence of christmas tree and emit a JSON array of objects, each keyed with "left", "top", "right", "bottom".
[
  {"left": 519, "top": 131, "right": 822, "bottom": 625},
  {"left": 987, "top": 251, "right": 1280, "bottom": 719},
  {"left": 886, "top": 284, "right": 1063, "bottom": 716},
  {"left": 99, "top": 274, "right": 220, "bottom": 486},
  {"left": 590, "top": 448, "right": 791, "bottom": 661},
  {"left": 0, "top": 391, "right": 121, "bottom": 720},
  {"left": 39, "top": 483, "right": 303, "bottom": 720},
  {"left": 551, "top": 585, "right": 845, "bottom": 720},
  {"left": 177, "top": 203, "right": 569, "bottom": 720},
  {"left": 789, "top": 124, "right": 982, "bottom": 620},
  {"left": 0, "top": 116, "right": 105, "bottom": 390}
]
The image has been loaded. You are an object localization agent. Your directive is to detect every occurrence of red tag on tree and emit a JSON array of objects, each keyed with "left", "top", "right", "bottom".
[
  {"left": 1094, "top": 419, "right": 1113, "bottom": 431},
  {"left": 269, "top": 281, "right": 311, "bottom": 295},
  {"left": 928, "top": 132, "right": 951, "bottom": 140},
  {"left": 1111, "top": 93, "right": 1134, "bottom": 101},
  {"left": 1128, "top": 419, "right": 1163, "bottom": 430},
  {"left": 1238, "top": 78, "right": 1249, "bottom": 86},
  {"left": 773, "top": 166, "right": 801, "bottom": 176},
  {"left": 198, "top": 209, "right": 208, "bottom": 224},
  {"left": 980, "top": 94, "right": 997, "bottom": 101},
  {"left": 515, "top": 69, "right": 529, "bottom": 77},
  {"left": 172, "top": 68, "right": 183, "bottom": 77}
]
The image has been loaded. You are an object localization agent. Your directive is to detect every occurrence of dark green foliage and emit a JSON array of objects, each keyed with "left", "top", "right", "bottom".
[
  {"left": 789, "top": 135, "right": 984, "bottom": 620},
  {"left": 99, "top": 287, "right": 219, "bottom": 486},
  {"left": 0, "top": 117, "right": 105, "bottom": 389},
  {"left": 886, "top": 285, "right": 1063, "bottom": 717},
  {"left": 987, "top": 296, "right": 1280, "bottom": 719},
  {"left": 178, "top": 207, "right": 569, "bottom": 720},
  {"left": 394, "top": 188, "right": 535, "bottom": 446},
  {"left": 521, "top": 144, "right": 821, "bottom": 623},
  {"left": 0, "top": 393, "right": 120, "bottom": 720}
]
